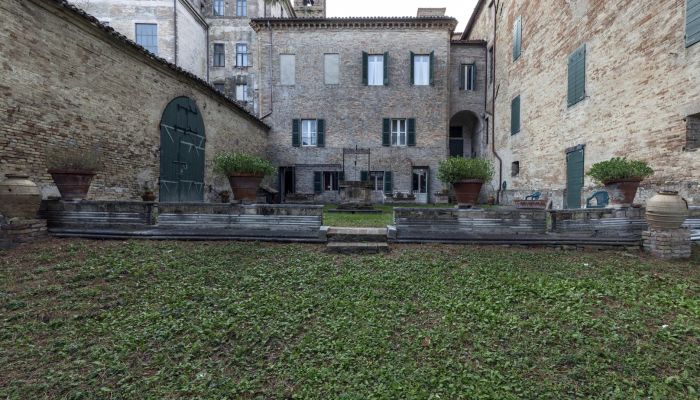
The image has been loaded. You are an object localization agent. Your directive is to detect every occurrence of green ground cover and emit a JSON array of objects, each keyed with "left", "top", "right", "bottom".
[
  {"left": 322, "top": 203, "right": 453, "bottom": 227},
  {"left": 1, "top": 240, "right": 699, "bottom": 399}
]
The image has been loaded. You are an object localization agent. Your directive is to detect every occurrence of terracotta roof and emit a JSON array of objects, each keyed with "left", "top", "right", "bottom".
[
  {"left": 250, "top": 16, "right": 458, "bottom": 32},
  {"left": 43, "top": 0, "right": 270, "bottom": 130},
  {"left": 461, "top": 0, "right": 489, "bottom": 40}
]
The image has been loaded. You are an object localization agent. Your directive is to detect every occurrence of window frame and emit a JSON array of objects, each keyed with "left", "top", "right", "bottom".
[
  {"left": 135, "top": 23, "right": 158, "bottom": 55},
  {"left": 369, "top": 171, "right": 385, "bottom": 192},
  {"left": 213, "top": 82, "right": 225, "bottom": 93},
  {"left": 413, "top": 54, "right": 430, "bottom": 86},
  {"left": 391, "top": 119, "right": 408, "bottom": 147},
  {"left": 213, "top": 43, "right": 225, "bottom": 67},
  {"left": 465, "top": 64, "right": 476, "bottom": 91},
  {"left": 301, "top": 119, "right": 318, "bottom": 147},
  {"left": 236, "top": 0, "right": 247, "bottom": 17},
  {"left": 322, "top": 171, "right": 339, "bottom": 192},
  {"left": 367, "top": 54, "right": 385, "bottom": 86},
  {"left": 235, "top": 84, "right": 248, "bottom": 102},
  {"left": 236, "top": 43, "right": 249, "bottom": 67},
  {"left": 213, "top": 0, "right": 224, "bottom": 16}
]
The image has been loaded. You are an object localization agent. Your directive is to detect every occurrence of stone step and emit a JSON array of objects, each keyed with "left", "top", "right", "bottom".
[
  {"left": 326, "top": 242, "right": 390, "bottom": 254},
  {"left": 327, "top": 227, "right": 387, "bottom": 243}
]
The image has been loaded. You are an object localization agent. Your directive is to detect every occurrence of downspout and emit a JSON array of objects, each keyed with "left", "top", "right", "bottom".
[
  {"left": 173, "top": 0, "right": 178, "bottom": 66},
  {"left": 491, "top": 0, "right": 503, "bottom": 204},
  {"left": 261, "top": 21, "right": 274, "bottom": 119}
]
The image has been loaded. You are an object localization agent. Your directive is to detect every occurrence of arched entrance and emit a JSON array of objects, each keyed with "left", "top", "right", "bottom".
[
  {"left": 159, "top": 97, "right": 205, "bottom": 202},
  {"left": 449, "top": 111, "right": 482, "bottom": 158}
]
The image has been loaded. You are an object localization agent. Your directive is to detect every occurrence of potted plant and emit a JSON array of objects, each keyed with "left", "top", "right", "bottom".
[
  {"left": 45, "top": 143, "right": 102, "bottom": 201},
  {"left": 587, "top": 157, "right": 653, "bottom": 207},
  {"left": 141, "top": 182, "right": 157, "bottom": 202},
  {"left": 438, "top": 157, "right": 494, "bottom": 206},
  {"left": 213, "top": 152, "right": 275, "bottom": 202}
]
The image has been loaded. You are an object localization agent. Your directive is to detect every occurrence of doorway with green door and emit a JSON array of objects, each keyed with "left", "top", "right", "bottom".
[{"left": 565, "top": 145, "right": 585, "bottom": 209}]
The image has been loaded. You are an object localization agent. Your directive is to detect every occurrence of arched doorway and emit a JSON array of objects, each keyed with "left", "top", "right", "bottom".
[
  {"left": 449, "top": 111, "right": 482, "bottom": 158},
  {"left": 159, "top": 97, "right": 205, "bottom": 202}
]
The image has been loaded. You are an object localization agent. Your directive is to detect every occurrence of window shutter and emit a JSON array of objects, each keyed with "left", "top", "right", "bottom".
[
  {"left": 687, "top": 0, "right": 700, "bottom": 47},
  {"left": 567, "top": 44, "right": 586, "bottom": 106},
  {"left": 471, "top": 64, "right": 477, "bottom": 90},
  {"left": 511, "top": 96, "right": 521, "bottom": 135},
  {"left": 513, "top": 16, "right": 522, "bottom": 61},
  {"left": 407, "top": 118, "right": 416, "bottom": 146},
  {"left": 360, "top": 170, "right": 369, "bottom": 182},
  {"left": 459, "top": 64, "right": 466, "bottom": 90},
  {"left": 383, "top": 52, "right": 389, "bottom": 86},
  {"left": 316, "top": 119, "right": 325, "bottom": 147},
  {"left": 362, "top": 52, "right": 368, "bottom": 85},
  {"left": 384, "top": 171, "right": 393, "bottom": 195},
  {"left": 339, "top": 171, "right": 345, "bottom": 183},
  {"left": 382, "top": 118, "right": 391, "bottom": 146},
  {"left": 410, "top": 51, "right": 415, "bottom": 85},
  {"left": 313, "top": 172, "right": 322, "bottom": 194},
  {"left": 292, "top": 119, "right": 300, "bottom": 147},
  {"left": 429, "top": 51, "right": 435, "bottom": 86}
]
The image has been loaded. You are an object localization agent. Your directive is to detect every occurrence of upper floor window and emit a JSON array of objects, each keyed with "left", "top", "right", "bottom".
[
  {"left": 391, "top": 119, "right": 407, "bottom": 146},
  {"left": 213, "top": 0, "right": 224, "bottom": 16},
  {"left": 460, "top": 64, "right": 476, "bottom": 91},
  {"left": 363, "top": 52, "right": 387, "bottom": 86},
  {"left": 302, "top": 119, "right": 318, "bottom": 147},
  {"left": 511, "top": 95, "right": 521, "bottom": 135},
  {"left": 292, "top": 118, "right": 325, "bottom": 147},
  {"left": 135, "top": 23, "right": 158, "bottom": 55},
  {"left": 213, "top": 82, "right": 225, "bottom": 93},
  {"left": 567, "top": 44, "right": 586, "bottom": 107},
  {"left": 382, "top": 118, "right": 416, "bottom": 147},
  {"left": 236, "top": 43, "right": 248, "bottom": 67},
  {"left": 236, "top": 0, "right": 247, "bottom": 16},
  {"left": 413, "top": 55, "right": 430, "bottom": 85},
  {"left": 488, "top": 46, "right": 494, "bottom": 84},
  {"left": 213, "top": 43, "right": 225, "bottom": 67},
  {"left": 687, "top": 0, "right": 700, "bottom": 47},
  {"left": 280, "top": 54, "right": 296, "bottom": 85},
  {"left": 513, "top": 16, "right": 522, "bottom": 61},
  {"left": 236, "top": 84, "right": 248, "bottom": 102}
]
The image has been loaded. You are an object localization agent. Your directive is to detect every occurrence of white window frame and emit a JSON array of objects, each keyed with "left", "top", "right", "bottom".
[
  {"left": 413, "top": 55, "right": 430, "bottom": 86},
  {"left": 465, "top": 64, "right": 476, "bottom": 91},
  {"left": 236, "top": 0, "right": 247, "bottom": 16},
  {"left": 236, "top": 43, "right": 248, "bottom": 67},
  {"left": 391, "top": 119, "right": 407, "bottom": 147},
  {"left": 213, "top": 43, "right": 225, "bottom": 67},
  {"left": 323, "top": 171, "right": 339, "bottom": 192},
  {"left": 368, "top": 55, "right": 384, "bottom": 86},
  {"left": 301, "top": 119, "right": 318, "bottom": 147},
  {"left": 135, "top": 23, "right": 158, "bottom": 55},
  {"left": 213, "top": 0, "right": 224, "bottom": 16},
  {"left": 236, "top": 84, "right": 248, "bottom": 102},
  {"left": 370, "top": 171, "right": 385, "bottom": 192}
]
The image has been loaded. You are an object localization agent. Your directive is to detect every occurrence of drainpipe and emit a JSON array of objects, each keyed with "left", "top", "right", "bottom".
[
  {"left": 173, "top": 0, "right": 178, "bottom": 66},
  {"left": 261, "top": 21, "right": 274, "bottom": 119},
  {"left": 491, "top": 0, "right": 504, "bottom": 204}
]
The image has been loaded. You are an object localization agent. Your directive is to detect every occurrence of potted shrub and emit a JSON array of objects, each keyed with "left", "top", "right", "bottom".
[
  {"left": 141, "top": 182, "right": 157, "bottom": 202},
  {"left": 587, "top": 157, "right": 653, "bottom": 207},
  {"left": 46, "top": 143, "right": 102, "bottom": 201},
  {"left": 213, "top": 152, "right": 275, "bottom": 202},
  {"left": 438, "top": 157, "right": 494, "bottom": 206}
]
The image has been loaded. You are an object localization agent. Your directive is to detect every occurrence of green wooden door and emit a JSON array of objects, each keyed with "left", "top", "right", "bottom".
[
  {"left": 159, "top": 97, "right": 206, "bottom": 202},
  {"left": 566, "top": 147, "right": 585, "bottom": 209}
]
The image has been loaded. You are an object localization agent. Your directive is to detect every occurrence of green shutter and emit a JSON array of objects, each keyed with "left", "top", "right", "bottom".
[
  {"left": 513, "top": 16, "right": 522, "bottom": 61},
  {"left": 410, "top": 51, "right": 415, "bottom": 85},
  {"left": 566, "top": 148, "right": 585, "bottom": 209},
  {"left": 567, "top": 44, "right": 586, "bottom": 107},
  {"left": 384, "top": 171, "right": 393, "bottom": 195},
  {"left": 313, "top": 171, "right": 322, "bottom": 194},
  {"left": 316, "top": 119, "right": 325, "bottom": 147},
  {"left": 407, "top": 118, "right": 416, "bottom": 146},
  {"left": 470, "top": 64, "right": 477, "bottom": 90},
  {"left": 459, "top": 64, "right": 466, "bottom": 90},
  {"left": 360, "top": 171, "right": 369, "bottom": 182},
  {"left": 292, "top": 119, "right": 300, "bottom": 147},
  {"left": 687, "top": 0, "right": 700, "bottom": 47},
  {"left": 511, "top": 96, "right": 520, "bottom": 135},
  {"left": 429, "top": 51, "right": 435, "bottom": 86},
  {"left": 362, "top": 52, "right": 368, "bottom": 85},
  {"left": 339, "top": 171, "right": 345, "bottom": 183},
  {"left": 383, "top": 52, "right": 389, "bottom": 86},
  {"left": 382, "top": 118, "right": 391, "bottom": 146}
]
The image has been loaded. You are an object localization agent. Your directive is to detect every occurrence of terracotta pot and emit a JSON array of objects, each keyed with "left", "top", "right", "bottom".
[
  {"left": 0, "top": 174, "right": 42, "bottom": 219},
  {"left": 646, "top": 191, "right": 689, "bottom": 230},
  {"left": 220, "top": 191, "right": 231, "bottom": 203},
  {"left": 142, "top": 191, "right": 156, "bottom": 202},
  {"left": 453, "top": 179, "right": 484, "bottom": 206},
  {"left": 604, "top": 178, "right": 641, "bottom": 207},
  {"left": 48, "top": 170, "right": 95, "bottom": 201},
  {"left": 227, "top": 174, "right": 263, "bottom": 202}
]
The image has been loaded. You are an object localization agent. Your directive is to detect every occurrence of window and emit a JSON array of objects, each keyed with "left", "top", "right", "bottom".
[
  {"left": 369, "top": 171, "right": 385, "bottom": 191},
  {"left": 511, "top": 161, "right": 520, "bottom": 177},
  {"left": 236, "top": 0, "right": 247, "bottom": 16},
  {"left": 391, "top": 119, "right": 407, "bottom": 146},
  {"left": 513, "top": 16, "right": 522, "bottom": 61},
  {"left": 461, "top": 64, "right": 476, "bottom": 91},
  {"left": 511, "top": 96, "right": 521, "bottom": 135},
  {"left": 236, "top": 43, "right": 248, "bottom": 67},
  {"left": 323, "top": 172, "right": 339, "bottom": 191},
  {"left": 687, "top": 0, "right": 700, "bottom": 47},
  {"left": 302, "top": 119, "right": 318, "bottom": 147},
  {"left": 280, "top": 54, "right": 295, "bottom": 85},
  {"left": 213, "top": 43, "right": 225, "bottom": 67},
  {"left": 413, "top": 55, "right": 430, "bottom": 85},
  {"left": 213, "top": 83, "right": 225, "bottom": 92},
  {"left": 686, "top": 113, "right": 700, "bottom": 151},
  {"left": 567, "top": 44, "right": 586, "bottom": 107},
  {"left": 324, "top": 54, "right": 340, "bottom": 84},
  {"left": 367, "top": 54, "right": 384, "bottom": 86},
  {"left": 304, "top": 0, "right": 315, "bottom": 5},
  {"left": 135, "top": 23, "right": 158, "bottom": 55},
  {"left": 236, "top": 84, "right": 248, "bottom": 102},
  {"left": 213, "top": 0, "right": 224, "bottom": 16},
  {"left": 488, "top": 46, "right": 494, "bottom": 84}
]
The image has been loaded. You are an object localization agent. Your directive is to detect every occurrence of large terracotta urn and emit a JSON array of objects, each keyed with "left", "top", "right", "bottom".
[
  {"left": 604, "top": 179, "right": 642, "bottom": 207},
  {"left": 48, "top": 170, "right": 96, "bottom": 201},
  {"left": 453, "top": 179, "right": 484, "bottom": 206},
  {"left": 227, "top": 174, "right": 263, "bottom": 202},
  {"left": 0, "top": 174, "right": 42, "bottom": 219},
  {"left": 646, "top": 191, "right": 689, "bottom": 230}
]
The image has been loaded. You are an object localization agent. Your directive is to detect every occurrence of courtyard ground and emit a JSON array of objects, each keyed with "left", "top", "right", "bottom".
[
  {"left": 322, "top": 203, "right": 455, "bottom": 227},
  {"left": 1, "top": 240, "right": 698, "bottom": 399}
]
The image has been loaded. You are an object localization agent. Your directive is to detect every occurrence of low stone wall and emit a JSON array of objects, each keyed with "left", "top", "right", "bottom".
[
  {"left": 549, "top": 208, "right": 647, "bottom": 239},
  {"left": 0, "top": 217, "right": 48, "bottom": 249},
  {"left": 643, "top": 229, "right": 692, "bottom": 260}
]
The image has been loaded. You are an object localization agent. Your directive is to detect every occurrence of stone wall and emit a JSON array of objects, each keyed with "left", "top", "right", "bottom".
[
  {"left": 465, "top": 0, "right": 700, "bottom": 208},
  {"left": 0, "top": 216, "right": 48, "bottom": 249},
  {"left": 0, "top": 0, "right": 268, "bottom": 202}
]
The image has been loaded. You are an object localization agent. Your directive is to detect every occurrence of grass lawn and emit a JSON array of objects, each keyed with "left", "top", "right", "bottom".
[
  {"left": 323, "top": 203, "right": 454, "bottom": 227},
  {"left": 1, "top": 240, "right": 699, "bottom": 399}
]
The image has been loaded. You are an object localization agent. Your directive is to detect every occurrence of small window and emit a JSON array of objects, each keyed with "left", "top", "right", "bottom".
[
  {"left": 135, "top": 23, "right": 158, "bottom": 55},
  {"left": 213, "top": 0, "right": 224, "bottom": 16},
  {"left": 464, "top": 64, "right": 476, "bottom": 91},
  {"left": 213, "top": 43, "right": 225, "bottom": 67},
  {"left": 511, "top": 96, "right": 521, "bottom": 135},
  {"left": 391, "top": 119, "right": 407, "bottom": 146},
  {"left": 567, "top": 44, "right": 586, "bottom": 107},
  {"left": 304, "top": 0, "right": 315, "bottom": 5},
  {"left": 413, "top": 55, "right": 430, "bottom": 85},
  {"left": 323, "top": 172, "right": 339, "bottom": 191},
  {"left": 511, "top": 161, "right": 520, "bottom": 177},
  {"left": 324, "top": 54, "right": 340, "bottom": 85},
  {"left": 236, "top": 84, "right": 248, "bottom": 102},
  {"left": 488, "top": 46, "right": 494, "bottom": 84},
  {"left": 513, "top": 16, "right": 522, "bottom": 61},
  {"left": 236, "top": 43, "right": 248, "bottom": 67},
  {"left": 302, "top": 119, "right": 318, "bottom": 147},
  {"left": 686, "top": 113, "right": 700, "bottom": 151},
  {"left": 236, "top": 0, "right": 247, "bottom": 16},
  {"left": 280, "top": 54, "right": 295, "bottom": 85},
  {"left": 369, "top": 171, "right": 385, "bottom": 191},
  {"left": 368, "top": 55, "right": 384, "bottom": 86},
  {"left": 213, "top": 83, "right": 225, "bottom": 93}
]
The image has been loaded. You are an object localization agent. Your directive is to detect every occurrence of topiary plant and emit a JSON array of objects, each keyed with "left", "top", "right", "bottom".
[
  {"left": 587, "top": 157, "right": 654, "bottom": 184},
  {"left": 438, "top": 157, "right": 494, "bottom": 184},
  {"left": 213, "top": 152, "right": 275, "bottom": 177}
]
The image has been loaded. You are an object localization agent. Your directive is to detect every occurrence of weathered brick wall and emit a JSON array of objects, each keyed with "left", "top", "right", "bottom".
[
  {"left": 254, "top": 19, "right": 457, "bottom": 201},
  {"left": 0, "top": 0, "right": 268, "bottom": 202},
  {"left": 466, "top": 0, "right": 700, "bottom": 207},
  {"left": 449, "top": 43, "right": 487, "bottom": 158}
]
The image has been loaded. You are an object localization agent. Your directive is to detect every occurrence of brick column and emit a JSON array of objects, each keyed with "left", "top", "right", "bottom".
[{"left": 642, "top": 228, "right": 692, "bottom": 260}]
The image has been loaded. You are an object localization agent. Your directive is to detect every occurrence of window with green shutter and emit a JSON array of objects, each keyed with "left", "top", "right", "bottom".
[
  {"left": 688, "top": 0, "right": 700, "bottom": 47},
  {"left": 382, "top": 118, "right": 391, "bottom": 146},
  {"left": 511, "top": 96, "right": 521, "bottom": 135},
  {"left": 407, "top": 118, "right": 416, "bottom": 146},
  {"left": 384, "top": 171, "right": 393, "bottom": 195},
  {"left": 316, "top": 119, "right": 325, "bottom": 147},
  {"left": 292, "top": 119, "right": 300, "bottom": 147},
  {"left": 513, "top": 16, "right": 522, "bottom": 61},
  {"left": 567, "top": 44, "right": 586, "bottom": 107},
  {"left": 362, "top": 52, "right": 368, "bottom": 85},
  {"left": 313, "top": 172, "right": 322, "bottom": 194}
]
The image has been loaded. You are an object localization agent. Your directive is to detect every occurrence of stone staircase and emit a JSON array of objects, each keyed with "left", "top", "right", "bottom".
[{"left": 325, "top": 227, "right": 389, "bottom": 254}]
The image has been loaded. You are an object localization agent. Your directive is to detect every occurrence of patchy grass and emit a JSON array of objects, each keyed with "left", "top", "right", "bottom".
[
  {"left": 1, "top": 240, "right": 699, "bottom": 399},
  {"left": 322, "top": 203, "right": 453, "bottom": 227}
]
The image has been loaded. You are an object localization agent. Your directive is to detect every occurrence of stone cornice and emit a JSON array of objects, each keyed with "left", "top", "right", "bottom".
[{"left": 250, "top": 17, "right": 458, "bottom": 33}]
